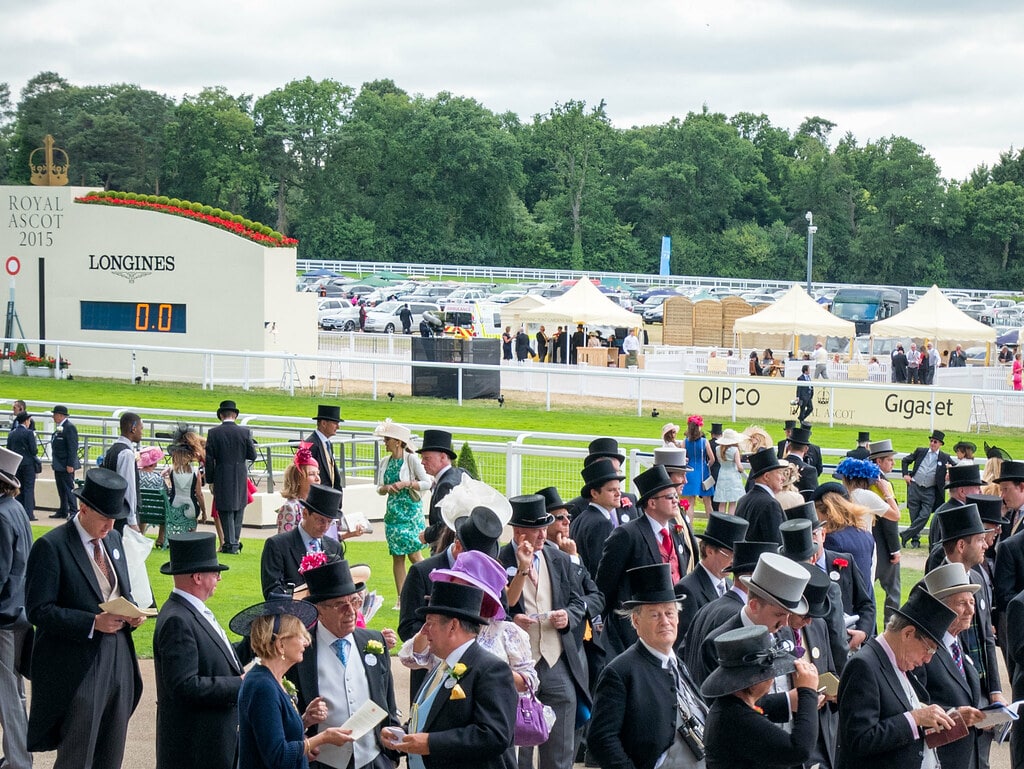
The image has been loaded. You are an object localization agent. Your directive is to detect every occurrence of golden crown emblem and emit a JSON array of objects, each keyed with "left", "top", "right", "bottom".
[{"left": 29, "top": 134, "right": 69, "bottom": 186}]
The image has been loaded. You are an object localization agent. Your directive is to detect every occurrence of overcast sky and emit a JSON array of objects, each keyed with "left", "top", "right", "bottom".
[{"left": 8, "top": 0, "right": 1024, "bottom": 181}]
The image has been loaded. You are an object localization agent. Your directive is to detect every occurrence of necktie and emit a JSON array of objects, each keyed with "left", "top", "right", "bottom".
[
  {"left": 91, "top": 538, "right": 113, "bottom": 585},
  {"left": 325, "top": 439, "right": 335, "bottom": 485},
  {"left": 332, "top": 637, "right": 349, "bottom": 666},
  {"left": 410, "top": 662, "right": 448, "bottom": 732},
  {"left": 609, "top": 507, "right": 620, "bottom": 528},
  {"left": 794, "top": 628, "right": 804, "bottom": 658},
  {"left": 202, "top": 606, "right": 238, "bottom": 664},
  {"left": 660, "top": 529, "right": 681, "bottom": 583},
  {"left": 308, "top": 538, "right": 322, "bottom": 554},
  {"left": 951, "top": 640, "right": 965, "bottom": 677},
  {"left": 717, "top": 581, "right": 726, "bottom": 598},
  {"left": 529, "top": 553, "right": 540, "bottom": 587}
]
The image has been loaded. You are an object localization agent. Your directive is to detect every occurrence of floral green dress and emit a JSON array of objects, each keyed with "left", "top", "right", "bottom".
[{"left": 383, "top": 456, "right": 424, "bottom": 556}]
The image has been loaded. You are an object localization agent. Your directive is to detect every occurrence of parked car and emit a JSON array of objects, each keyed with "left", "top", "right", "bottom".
[
  {"left": 364, "top": 301, "right": 440, "bottom": 333},
  {"left": 740, "top": 292, "right": 776, "bottom": 306},
  {"left": 960, "top": 301, "right": 988, "bottom": 322},
  {"left": 320, "top": 306, "right": 360, "bottom": 331},
  {"left": 317, "top": 299, "right": 350, "bottom": 324},
  {"left": 643, "top": 304, "right": 665, "bottom": 324},
  {"left": 398, "top": 285, "right": 457, "bottom": 302},
  {"left": 445, "top": 287, "right": 491, "bottom": 302}
]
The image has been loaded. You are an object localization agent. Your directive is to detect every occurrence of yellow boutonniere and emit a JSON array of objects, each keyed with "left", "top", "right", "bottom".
[
  {"left": 450, "top": 683, "right": 466, "bottom": 700},
  {"left": 364, "top": 640, "right": 385, "bottom": 655},
  {"left": 451, "top": 662, "right": 468, "bottom": 679}
]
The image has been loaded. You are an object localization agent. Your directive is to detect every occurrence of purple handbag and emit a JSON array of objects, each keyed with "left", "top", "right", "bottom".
[{"left": 514, "top": 682, "right": 551, "bottom": 747}]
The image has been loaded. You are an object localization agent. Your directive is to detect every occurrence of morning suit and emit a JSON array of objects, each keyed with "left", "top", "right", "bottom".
[
  {"left": 681, "top": 588, "right": 744, "bottom": 665},
  {"left": 901, "top": 447, "right": 953, "bottom": 542},
  {"left": 822, "top": 548, "right": 876, "bottom": 643},
  {"left": 779, "top": 620, "right": 839, "bottom": 769},
  {"left": 674, "top": 565, "right": 727, "bottom": 651},
  {"left": 307, "top": 429, "right": 344, "bottom": 492},
  {"left": 0, "top": 495, "right": 32, "bottom": 769},
  {"left": 260, "top": 526, "right": 344, "bottom": 599},
  {"left": 735, "top": 486, "right": 785, "bottom": 547},
  {"left": 915, "top": 639, "right": 982, "bottom": 769},
  {"left": 409, "top": 640, "right": 518, "bottom": 769},
  {"left": 25, "top": 521, "right": 143, "bottom": 766},
  {"left": 569, "top": 503, "right": 615, "bottom": 578},
  {"left": 837, "top": 638, "right": 933, "bottom": 769},
  {"left": 784, "top": 453, "right": 819, "bottom": 494},
  {"left": 422, "top": 465, "right": 466, "bottom": 552},
  {"left": 153, "top": 591, "right": 246, "bottom": 769},
  {"left": 398, "top": 549, "right": 453, "bottom": 701},
  {"left": 874, "top": 512, "right": 902, "bottom": 623},
  {"left": 6, "top": 424, "right": 37, "bottom": 518},
  {"left": 205, "top": 419, "right": 257, "bottom": 552},
  {"left": 565, "top": 547, "right": 608, "bottom": 692},
  {"left": 595, "top": 514, "right": 692, "bottom": 655},
  {"left": 50, "top": 417, "right": 80, "bottom": 516},
  {"left": 1005, "top": 590, "right": 1024, "bottom": 768}
]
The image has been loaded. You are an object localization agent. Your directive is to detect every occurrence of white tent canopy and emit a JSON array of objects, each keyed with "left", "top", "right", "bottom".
[
  {"left": 732, "top": 284, "right": 856, "bottom": 338},
  {"left": 520, "top": 276, "right": 641, "bottom": 328},
  {"left": 870, "top": 284, "right": 996, "bottom": 347},
  {"left": 500, "top": 294, "right": 549, "bottom": 329}
]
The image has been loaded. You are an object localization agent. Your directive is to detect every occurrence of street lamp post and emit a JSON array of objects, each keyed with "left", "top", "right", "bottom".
[{"left": 805, "top": 211, "right": 817, "bottom": 295}]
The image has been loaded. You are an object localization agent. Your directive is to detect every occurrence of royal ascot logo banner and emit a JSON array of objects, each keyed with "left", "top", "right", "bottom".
[{"left": 683, "top": 379, "right": 972, "bottom": 431}]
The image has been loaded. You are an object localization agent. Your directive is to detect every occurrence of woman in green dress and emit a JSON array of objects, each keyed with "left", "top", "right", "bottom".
[{"left": 375, "top": 419, "right": 431, "bottom": 602}]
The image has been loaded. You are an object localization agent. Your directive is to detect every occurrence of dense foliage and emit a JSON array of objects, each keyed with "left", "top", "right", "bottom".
[{"left": 3, "top": 71, "right": 1024, "bottom": 289}]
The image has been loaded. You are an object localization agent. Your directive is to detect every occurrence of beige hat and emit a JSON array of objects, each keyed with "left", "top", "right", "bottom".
[
  {"left": 374, "top": 418, "right": 415, "bottom": 448},
  {"left": 717, "top": 428, "right": 745, "bottom": 447},
  {"left": 661, "top": 422, "right": 681, "bottom": 439}
]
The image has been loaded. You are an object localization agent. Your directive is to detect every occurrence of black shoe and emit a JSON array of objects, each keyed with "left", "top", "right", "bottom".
[
  {"left": 911, "top": 540, "right": 921, "bottom": 549},
  {"left": 899, "top": 532, "right": 909, "bottom": 548}
]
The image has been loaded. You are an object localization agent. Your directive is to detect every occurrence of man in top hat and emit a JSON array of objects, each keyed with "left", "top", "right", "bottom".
[
  {"left": 399, "top": 507, "right": 504, "bottom": 702},
  {"left": 382, "top": 582, "right": 517, "bottom": 769},
  {"left": 847, "top": 431, "right": 872, "bottom": 460},
  {"left": 0, "top": 447, "right": 32, "bottom": 769},
  {"left": 653, "top": 447, "right": 701, "bottom": 564},
  {"left": 205, "top": 400, "right": 257, "bottom": 554},
  {"left": 1004, "top": 574, "right": 1024, "bottom": 769},
  {"left": 674, "top": 512, "right": 748, "bottom": 637},
  {"left": 776, "top": 419, "right": 796, "bottom": 459},
  {"left": 735, "top": 448, "right": 790, "bottom": 546},
  {"left": 783, "top": 426, "right": 819, "bottom": 494},
  {"left": 290, "top": 558, "right": 401, "bottom": 769},
  {"left": 589, "top": 564, "right": 708, "bottom": 769},
  {"left": 308, "top": 404, "right": 345, "bottom": 492},
  {"left": 6, "top": 411, "right": 38, "bottom": 520},
  {"left": 836, "top": 586, "right": 959, "bottom": 769},
  {"left": 707, "top": 423, "right": 723, "bottom": 510},
  {"left": 800, "top": 422, "right": 824, "bottom": 475},
  {"left": 49, "top": 404, "right": 80, "bottom": 519},
  {"left": 569, "top": 458, "right": 629, "bottom": 578},
  {"left": 417, "top": 430, "right": 467, "bottom": 553},
  {"left": 500, "top": 495, "right": 589, "bottom": 769},
  {"left": 900, "top": 430, "right": 953, "bottom": 549},
  {"left": 596, "top": 466, "right": 695, "bottom": 656},
  {"left": 926, "top": 462, "right": 983, "bottom": 555},
  {"left": 993, "top": 460, "right": 1024, "bottom": 680},
  {"left": 261, "top": 484, "right": 347, "bottom": 599},
  {"left": 25, "top": 467, "right": 145, "bottom": 769},
  {"left": 917, "top": 563, "right": 987, "bottom": 769},
  {"left": 102, "top": 411, "right": 144, "bottom": 532},
  {"left": 795, "top": 364, "right": 814, "bottom": 422},
  {"left": 869, "top": 438, "right": 904, "bottom": 623},
  {"left": 564, "top": 437, "right": 638, "bottom": 520},
  {"left": 153, "top": 532, "right": 246, "bottom": 769}
]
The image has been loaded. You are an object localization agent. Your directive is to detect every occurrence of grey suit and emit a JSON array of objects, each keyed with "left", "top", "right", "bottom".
[{"left": 0, "top": 496, "right": 32, "bottom": 768}]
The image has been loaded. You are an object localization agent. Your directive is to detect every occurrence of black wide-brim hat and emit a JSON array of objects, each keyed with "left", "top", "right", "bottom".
[
  {"left": 622, "top": 563, "right": 680, "bottom": 608},
  {"left": 584, "top": 437, "right": 625, "bottom": 466},
  {"left": 699, "top": 512, "right": 749, "bottom": 551},
  {"left": 701, "top": 625, "right": 796, "bottom": 699},
  {"left": 780, "top": 520, "right": 815, "bottom": 562},
  {"left": 301, "top": 483, "right": 343, "bottom": 519},
  {"left": 995, "top": 460, "right": 1024, "bottom": 484},
  {"left": 633, "top": 465, "right": 677, "bottom": 506},
  {"left": 415, "top": 580, "right": 488, "bottom": 625},
  {"left": 965, "top": 493, "right": 1008, "bottom": 525},
  {"left": 945, "top": 463, "right": 982, "bottom": 489},
  {"left": 303, "top": 558, "right": 364, "bottom": 603},
  {"left": 216, "top": 400, "right": 240, "bottom": 417},
  {"left": 160, "top": 532, "right": 229, "bottom": 575},
  {"left": 798, "top": 563, "right": 832, "bottom": 619},
  {"left": 748, "top": 447, "right": 787, "bottom": 480},
  {"left": 73, "top": 468, "right": 129, "bottom": 519},
  {"left": 229, "top": 599, "right": 319, "bottom": 636},
  {"left": 417, "top": 429, "right": 457, "bottom": 459},
  {"left": 508, "top": 494, "right": 554, "bottom": 528},
  {"left": 580, "top": 457, "right": 625, "bottom": 497},
  {"left": 535, "top": 486, "right": 568, "bottom": 514},
  {"left": 894, "top": 584, "right": 958, "bottom": 646},
  {"left": 313, "top": 404, "right": 343, "bottom": 423},
  {"left": 936, "top": 503, "right": 987, "bottom": 543},
  {"left": 953, "top": 440, "right": 977, "bottom": 454},
  {"left": 457, "top": 507, "right": 504, "bottom": 557},
  {"left": 730, "top": 541, "right": 781, "bottom": 575}
]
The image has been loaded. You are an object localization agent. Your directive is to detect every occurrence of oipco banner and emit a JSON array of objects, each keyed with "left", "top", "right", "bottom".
[{"left": 683, "top": 378, "right": 972, "bottom": 431}]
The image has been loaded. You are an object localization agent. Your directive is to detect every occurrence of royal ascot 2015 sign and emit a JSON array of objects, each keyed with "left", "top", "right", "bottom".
[{"left": 683, "top": 378, "right": 972, "bottom": 431}]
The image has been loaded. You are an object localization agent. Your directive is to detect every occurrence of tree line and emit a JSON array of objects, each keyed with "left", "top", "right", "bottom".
[{"left": 2, "top": 71, "right": 1023, "bottom": 290}]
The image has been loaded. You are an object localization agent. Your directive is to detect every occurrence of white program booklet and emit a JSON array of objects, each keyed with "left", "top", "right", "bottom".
[{"left": 341, "top": 700, "right": 388, "bottom": 740}]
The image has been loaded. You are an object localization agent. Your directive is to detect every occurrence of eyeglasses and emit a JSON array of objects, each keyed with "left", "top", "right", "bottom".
[
  {"left": 648, "top": 493, "right": 679, "bottom": 502},
  {"left": 554, "top": 514, "right": 570, "bottom": 522},
  {"left": 319, "top": 596, "right": 363, "bottom": 612}
]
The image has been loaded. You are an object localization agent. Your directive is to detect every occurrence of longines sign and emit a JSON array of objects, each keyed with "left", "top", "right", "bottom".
[{"left": 683, "top": 379, "right": 972, "bottom": 431}]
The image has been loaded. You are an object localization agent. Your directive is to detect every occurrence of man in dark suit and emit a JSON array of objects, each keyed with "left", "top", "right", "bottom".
[
  {"left": 870, "top": 439, "right": 903, "bottom": 623},
  {"left": 205, "top": 400, "right": 257, "bottom": 554},
  {"left": 6, "top": 412, "right": 38, "bottom": 519},
  {"left": 900, "top": 430, "right": 953, "bottom": 548},
  {"left": 382, "top": 582, "right": 517, "bottom": 769},
  {"left": 784, "top": 426, "right": 819, "bottom": 494},
  {"left": 291, "top": 558, "right": 401, "bottom": 769},
  {"left": 308, "top": 404, "right": 344, "bottom": 492},
  {"left": 501, "top": 495, "right": 589, "bottom": 769},
  {"left": 795, "top": 364, "right": 814, "bottom": 422},
  {"left": 925, "top": 462, "right": 983, "bottom": 557},
  {"left": 49, "top": 404, "right": 80, "bottom": 519},
  {"left": 674, "top": 512, "right": 748, "bottom": 641},
  {"left": 417, "top": 430, "right": 467, "bottom": 553},
  {"left": 996, "top": 461, "right": 1024, "bottom": 682},
  {"left": 564, "top": 438, "right": 638, "bottom": 522},
  {"left": 589, "top": 564, "right": 708, "bottom": 769},
  {"left": 847, "top": 431, "right": 871, "bottom": 460},
  {"left": 596, "top": 466, "right": 694, "bottom": 656},
  {"left": 836, "top": 586, "right": 958, "bottom": 769},
  {"left": 25, "top": 468, "right": 145, "bottom": 768},
  {"left": 153, "top": 532, "right": 245, "bottom": 769},
  {"left": 261, "top": 484, "right": 346, "bottom": 599},
  {"left": 776, "top": 419, "right": 796, "bottom": 459},
  {"left": 801, "top": 422, "right": 825, "bottom": 475},
  {"left": 735, "top": 448, "right": 789, "bottom": 546},
  {"left": 568, "top": 457, "right": 628, "bottom": 578}
]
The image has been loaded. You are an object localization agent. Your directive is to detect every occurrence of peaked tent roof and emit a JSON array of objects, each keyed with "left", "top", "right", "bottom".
[
  {"left": 500, "top": 294, "right": 549, "bottom": 328},
  {"left": 732, "top": 284, "right": 855, "bottom": 337},
  {"left": 520, "top": 276, "right": 641, "bottom": 327},
  {"left": 871, "top": 284, "right": 996, "bottom": 345}
]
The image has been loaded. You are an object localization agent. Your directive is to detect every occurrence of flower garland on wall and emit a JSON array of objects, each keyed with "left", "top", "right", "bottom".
[{"left": 75, "top": 191, "right": 298, "bottom": 248}]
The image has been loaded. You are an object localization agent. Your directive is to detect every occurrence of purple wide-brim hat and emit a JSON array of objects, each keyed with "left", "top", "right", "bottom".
[{"left": 430, "top": 550, "right": 507, "bottom": 620}]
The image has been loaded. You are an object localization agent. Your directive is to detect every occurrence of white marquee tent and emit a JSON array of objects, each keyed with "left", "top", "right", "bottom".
[
  {"left": 520, "top": 276, "right": 641, "bottom": 328},
  {"left": 870, "top": 285, "right": 996, "bottom": 351},
  {"left": 732, "top": 285, "right": 855, "bottom": 352}
]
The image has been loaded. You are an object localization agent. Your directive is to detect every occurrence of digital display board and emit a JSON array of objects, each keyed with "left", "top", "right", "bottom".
[{"left": 80, "top": 301, "right": 187, "bottom": 333}]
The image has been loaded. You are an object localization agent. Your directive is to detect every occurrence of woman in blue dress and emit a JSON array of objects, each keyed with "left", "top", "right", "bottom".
[{"left": 682, "top": 415, "right": 716, "bottom": 515}]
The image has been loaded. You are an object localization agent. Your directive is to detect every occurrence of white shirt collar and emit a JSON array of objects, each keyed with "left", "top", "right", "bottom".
[
  {"left": 445, "top": 638, "right": 476, "bottom": 668},
  {"left": 639, "top": 638, "right": 675, "bottom": 668}
]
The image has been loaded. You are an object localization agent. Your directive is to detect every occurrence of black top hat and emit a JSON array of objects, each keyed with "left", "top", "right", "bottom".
[
  {"left": 456, "top": 507, "right": 504, "bottom": 557},
  {"left": 300, "top": 484, "right": 343, "bottom": 519},
  {"left": 784, "top": 501, "right": 824, "bottom": 531},
  {"left": 52, "top": 405, "right": 69, "bottom": 416},
  {"left": 935, "top": 503, "right": 987, "bottom": 543},
  {"left": 216, "top": 400, "right": 239, "bottom": 416},
  {"left": 74, "top": 468, "right": 129, "bottom": 519},
  {"left": 701, "top": 625, "right": 796, "bottom": 699},
  {"left": 535, "top": 486, "right": 568, "bottom": 513},
  {"left": 580, "top": 458, "right": 625, "bottom": 497},
  {"left": 14, "top": 412, "right": 31, "bottom": 425},
  {"left": 160, "top": 532, "right": 229, "bottom": 575},
  {"left": 303, "top": 558, "right": 364, "bottom": 603},
  {"left": 798, "top": 564, "right": 832, "bottom": 619},
  {"left": 633, "top": 465, "right": 677, "bottom": 506},
  {"left": 414, "top": 581, "right": 488, "bottom": 625},
  {"left": 622, "top": 563, "right": 679, "bottom": 608},
  {"left": 783, "top": 420, "right": 796, "bottom": 430},
  {"left": 508, "top": 494, "right": 555, "bottom": 528},
  {"left": 945, "top": 463, "right": 982, "bottom": 489},
  {"left": 417, "top": 429, "right": 457, "bottom": 459},
  {"left": 780, "top": 520, "right": 815, "bottom": 562},
  {"left": 995, "top": 460, "right": 1024, "bottom": 483},
  {"left": 699, "top": 513, "right": 749, "bottom": 551},
  {"left": 584, "top": 437, "right": 625, "bottom": 466},
  {"left": 313, "top": 404, "right": 343, "bottom": 423},
  {"left": 985, "top": 442, "right": 1012, "bottom": 461},
  {"left": 929, "top": 430, "right": 946, "bottom": 445},
  {"left": 812, "top": 482, "right": 848, "bottom": 504},
  {"left": 730, "top": 541, "right": 781, "bottom": 575},
  {"left": 893, "top": 584, "right": 958, "bottom": 646},
  {"left": 748, "top": 448, "right": 787, "bottom": 480},
  {"left": 229, "top": 599, "right": 319, "bottom": 636},
  {"left": 788, "top": 428, "right": 812, "bottom": 447},
  {"left": 857, "top": 431, "right": 871, "bottom": 443},
  {"left": 710, "top": 423, "right": 724, "bottom": 435},
  {"left": 965, "top": 493, "right": 1007, "bottom": 525},
  {"left": 799, "top": 422, "right": 813, "bottom": 432},
  {"left": 953, "top": 440, "right": 977, "bottom": 454}
]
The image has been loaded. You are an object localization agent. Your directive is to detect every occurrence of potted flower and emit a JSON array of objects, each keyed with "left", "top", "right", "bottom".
[
  {"left": 8, "top": 345, "right": 29, "bottom": 376},
  {"left": 25, "top": 354, "right": 55, "bottom": 378}
]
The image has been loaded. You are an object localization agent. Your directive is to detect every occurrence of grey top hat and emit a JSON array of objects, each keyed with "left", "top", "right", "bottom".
[
  {"left": 730, "top": 541, "right": 781, "bottom": 575},
  {"left": 508, "top": 494, "right": 555, "bottom": 528},
  {"left": 300, "top": 484, "right": 343, "bottom": 519},
  {"left": 945, "top": 463, "right": 982, "bottom": 489},
  {"left": 922, "top": 562, "right": 980, "bottom": 601},
  {"left": 748, "top": 448, "right": 787, "bottom": 480},
  {"left": 701, "top": 625, "right": 796, "bottom": 699},
  {"left": 414, "top": 581, "right": 488, "bottom": 625},
  {"left": 633, "top": 465, "right": 678, "bottom": 506},
  {"left": 622, "top": 563, "right": 679, "bottom": 608},
  {"left": 74, "top": 468, "right": 129, "bottom": 519},
  {"left": 0, "top": 447, "right": 22, "bottom": 488},
  {"left": 935, "top": 503, "right": 987, "bottom": 543},
  {"left": 739, "top": 552, "right": 810, "bottom": 615},
  {"left": 303, "top": 558, "right": 364, "bottom": 603},
  {"left": 780, "top": 520, "right": 815, "bottom": 562},
  {"left": 894, "top": 584, "right": 958, "bottom": 646},
  {"left": 965, "top": 493, "right": 1007, "bottom": 525},
  {"left": 699, "top": 513, "right": 749, "bottom": 551},
  {"left": 160, "top": 532, "right": 229, "bottom": 575},
  {"left": 653, "top": 447, "right": 692, "bottom": 473},
  {"left": 868, "top": 439, "right": 897, "bottom": 459}
]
